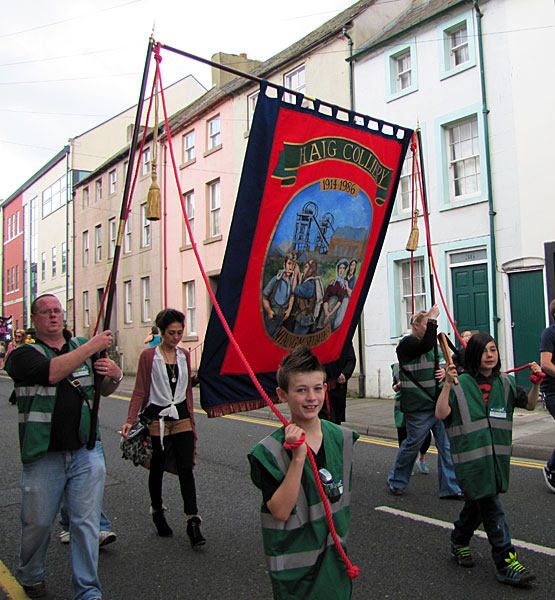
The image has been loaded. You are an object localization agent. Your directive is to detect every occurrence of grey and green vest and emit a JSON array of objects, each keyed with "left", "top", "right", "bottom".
[
  {"left": 445, "top": 372, "right": 516, "bottom": 500},
  {"left": 398, "top": 340, "right": 437, "bottom": 413},
  {"left": 248, "top": 420, "right": 358, "bottom": 600},
  {"left": 14, "top": 337, "right": 98, "bottom": 464}
]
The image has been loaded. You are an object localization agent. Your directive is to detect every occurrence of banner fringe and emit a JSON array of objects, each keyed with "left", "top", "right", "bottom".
[{"left": 205, "top": 397, "right": 285, "bottom": 419}]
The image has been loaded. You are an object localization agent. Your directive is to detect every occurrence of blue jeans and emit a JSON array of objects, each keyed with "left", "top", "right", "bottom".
[
  {"left": 60, "top": 506, "right": 112, "bottom": 532},
  {"left": 18, "top": 442, "right": 106, "bottom": 600},
  {"left": 451, "top": 495, "right": 513, "bottom": 568},
  {"left": 388, "top": 410, "right": 461, "bottom": 496},
  {"left": 544, "top": 391, "right": 555, "bottom": 472}
]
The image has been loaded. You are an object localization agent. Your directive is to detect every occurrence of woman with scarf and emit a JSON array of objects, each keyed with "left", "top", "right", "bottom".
[{"left": 122, "top": 308, "right": 205, "bottom": 546}]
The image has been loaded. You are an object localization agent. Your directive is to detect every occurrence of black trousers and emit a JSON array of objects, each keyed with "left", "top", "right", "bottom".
[{"left": 149, "top": 431, "right": 198, "bottom": 515}]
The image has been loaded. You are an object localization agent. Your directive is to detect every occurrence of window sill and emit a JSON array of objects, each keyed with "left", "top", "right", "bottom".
[
  {"left": 203, "top": 144, "right": 222, "bottom": 158},
  {"left": 389, "top": 211, "right": 412, "bottom": 223},
  {"left": 183, "top": 335, "right": 199, "bottom": 343},
  {"left": 386, "top": 86, "right": 418, "bottom": 104},
  {"left": 179, "top": 158, "right": 196, "bottom": 170},
  {"left": 438, "top": 195, "right": 488, "bottom": 212},
  {"left": 180, "top": 244, "right": 193, "bottom": 252},
  {"left": 439, "top": 61, "right": 475, "bottom": 81},
  {"left": 203, "top": 235, "right": 222, "bottom": 245}
]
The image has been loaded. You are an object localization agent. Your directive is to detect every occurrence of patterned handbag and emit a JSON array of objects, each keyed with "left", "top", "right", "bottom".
[{"left": 120, "top": 419, "right": 152, "bottom": 468}]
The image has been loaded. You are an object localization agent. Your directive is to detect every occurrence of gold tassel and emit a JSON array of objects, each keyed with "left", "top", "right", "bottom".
[
  {"left": 146, "top": 159, "right": 161, "bottom": 221},
  {"left": 405, "top": 209, "right": 419, "bottom": 252}
]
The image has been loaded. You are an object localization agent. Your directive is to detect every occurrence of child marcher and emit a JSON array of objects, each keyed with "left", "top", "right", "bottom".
[
  {"left": 436, "top": 332, "right": 542, "bottom": 587},
  {"left": 248, "top": 346, "right": 358, "bottom": 599}
]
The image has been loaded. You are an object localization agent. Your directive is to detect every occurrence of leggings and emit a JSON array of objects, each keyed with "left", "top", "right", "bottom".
[{"left": 149, "top": 431, "right": 198, "bottom": 515}]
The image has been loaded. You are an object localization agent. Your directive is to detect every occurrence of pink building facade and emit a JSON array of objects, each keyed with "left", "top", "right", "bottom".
[{"left": 2, "top": 193, "right": 25, "bottom": 331}]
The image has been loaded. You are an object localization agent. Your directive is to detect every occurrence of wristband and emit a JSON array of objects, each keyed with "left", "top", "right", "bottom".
[{"left": 111, "top": 372, "right": 124, "bottom": 384}]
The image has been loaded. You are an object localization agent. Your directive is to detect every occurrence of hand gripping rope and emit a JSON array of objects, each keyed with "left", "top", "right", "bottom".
[{"left": 151, "top": 42, "right": 359, "bottom": 580}]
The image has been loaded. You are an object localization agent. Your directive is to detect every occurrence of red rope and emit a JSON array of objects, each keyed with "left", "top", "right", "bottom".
[
  {"left": 154, "top": 44, "right": 358, "bottom": 578},
  {"left": 413, "top": 148, "right": 466, "bottom": 348}
]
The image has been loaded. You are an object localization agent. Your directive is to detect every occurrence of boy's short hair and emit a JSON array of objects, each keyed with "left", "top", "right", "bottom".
[{"left": 276, "top": 346, "right": 325, "bottom": 391}]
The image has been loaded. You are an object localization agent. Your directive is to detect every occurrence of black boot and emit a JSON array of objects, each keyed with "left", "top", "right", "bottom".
[
  {"left": 151, "top": 508, "right": 173, "bottom": 537},
  {"left": 186, "top": 517, "right": 206, "bottom": 547}
]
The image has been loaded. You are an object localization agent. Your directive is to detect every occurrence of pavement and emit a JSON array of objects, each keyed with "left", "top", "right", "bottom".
[{"left": 115, "top": 375, "right": 555, "bottom": 463}]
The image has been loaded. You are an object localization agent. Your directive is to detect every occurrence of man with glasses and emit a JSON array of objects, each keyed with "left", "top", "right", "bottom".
[{"left": 5, "top": 294, "right": 122, "bottom": 599}]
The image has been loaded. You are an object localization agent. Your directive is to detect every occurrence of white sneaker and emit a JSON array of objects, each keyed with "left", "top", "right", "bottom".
[
  {"left": 99, "top": 530, "right": 117, "bottom": 547},
  {"left": 59, "top": 530, "right": 70, "bottom": 544}
]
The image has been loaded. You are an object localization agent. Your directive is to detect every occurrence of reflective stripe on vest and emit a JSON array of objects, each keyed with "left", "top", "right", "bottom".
[
  {"left": 259, "top": 428, "right": 354, "bottom": 531},
  {"left": 451, "top": 442, "right": 512, "bottom": 465},
  {"left": 266, "top": 533, "right": 348, "bottom": 572},
  {"left": 19, "top": 412, "right": 52, "bottom": 423}
]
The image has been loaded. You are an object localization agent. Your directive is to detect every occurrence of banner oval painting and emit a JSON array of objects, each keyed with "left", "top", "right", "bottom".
[{"left": 261, "top": 178, "right": 372, "bottom": 349}]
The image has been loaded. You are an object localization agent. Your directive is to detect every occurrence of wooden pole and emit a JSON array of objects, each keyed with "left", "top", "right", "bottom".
[{"left": 87, "top": 38, "right": 155, "bottom": 448}]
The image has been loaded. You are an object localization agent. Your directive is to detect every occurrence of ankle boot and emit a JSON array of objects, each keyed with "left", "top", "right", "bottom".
[
  {"left": 186, "top": 516, "right": 206, "bottom": 547},
  {"left": 151, "top": 508, "right": 173, "bottom": 537}
]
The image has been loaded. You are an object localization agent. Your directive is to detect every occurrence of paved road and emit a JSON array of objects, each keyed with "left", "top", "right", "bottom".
[{"left": 1, "top": 374, "right": 554, "bottom": 599}]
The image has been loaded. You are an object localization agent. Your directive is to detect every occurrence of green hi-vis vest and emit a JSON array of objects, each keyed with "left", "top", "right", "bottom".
[
  {"left": 445, "top": 373, "right": 516, "bottom": 500},
  {"left": 14, "top": 338, "right": 98, "bottom": 464},
  {"left": 392, "top": 363, "right": 404, "bottom": 428},
  {"left": 399, "top": 340, "right": 437, "bottom": 413},
  {"left": 248, "top": 420, "right": 358, "bottom": 600}
]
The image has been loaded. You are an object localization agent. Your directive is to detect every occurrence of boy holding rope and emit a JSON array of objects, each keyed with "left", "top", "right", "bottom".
[{"left": 248, "top": 346, "right": 358, "bottom": 599}]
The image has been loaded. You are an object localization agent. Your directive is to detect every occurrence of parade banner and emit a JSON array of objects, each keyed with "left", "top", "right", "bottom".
[{"left": 199, "top": 83, "right": 413, "bottom": 417}]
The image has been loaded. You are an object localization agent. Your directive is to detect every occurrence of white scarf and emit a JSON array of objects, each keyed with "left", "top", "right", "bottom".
[{"left": 149, "top": 346, "right": 189, "bottom": 446}]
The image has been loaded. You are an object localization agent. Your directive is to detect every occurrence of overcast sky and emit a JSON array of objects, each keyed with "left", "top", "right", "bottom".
[{"left": 0, "top": 0, "right": 357, "bottom": 200}]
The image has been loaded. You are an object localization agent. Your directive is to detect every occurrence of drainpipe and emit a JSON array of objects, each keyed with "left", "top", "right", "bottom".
[
  {"left": 473, "top": 0, "right": 499, "bottom": 339},
  {"left": 64, "top": 144, "right": 71, "bottom": 330},
  {"left": 343, "top": 26, "right": 366, "bottom": 397}
]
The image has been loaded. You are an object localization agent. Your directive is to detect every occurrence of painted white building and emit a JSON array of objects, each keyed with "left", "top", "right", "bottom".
[{"left": 352, "top": 0, "right": 555, "bottom": 396}]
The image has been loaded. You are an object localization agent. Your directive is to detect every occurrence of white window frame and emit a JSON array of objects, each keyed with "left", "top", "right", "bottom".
[
  {"left": 42, "top": 174, "right": 67, "bottom": 218},
  {"left": 247, "top": 90, "right": 259, "bottom": 130},
  {"left": 61, "top": 241, "right": 67, "bottom": 274},
  {"left": 438, "top": 12, "right": 476, "bottom": 80},
  {"left": 51, "top": 246, "right": 57, "bottom": 277},
  {"left": 141, "top": 276, "right": 151, "bottom": 322},
  {"left": 141, "top": 147, "right": 151, "bottom": 176},
  {"left": 109, "top": 169, "right": 117, "bottom": 195},
  {"left": 95, "top": 225, "right": 102, "bottom": 262},
  {"left": 446, "top": 116, "right": 481, "bottom": 201},
  {"left": 82, "top": 230, "right": 89, "bottom": 267},
  {"left": 83, "top": 186, "right": 89, "bottom": 208},
  {"left": 95, "top": 179, "right": 102, "bottom": 202},
  {"left": 208, "top": 180, "right": 221, "bottom": 239},
  {"left": 141, "top": 203, "right": 150, "bottom": 248},
  {"left": 183, "top": 191, "right": 195, "bottom": 246},
  {"left": 284, "top": 64, "right": 306, "bottom": 103},
  {"left": 41, "top": 252, "right": 46, "bottom": 281},
  {"left": 386, "top": 41, "right": 418, "bottom": 102},
  {"left": 185, "top": 281, "right": 196, "bottom": 335},
  {"left": 108, "top": 217, "right": 116, "bottom": 259},
  {"left": 124, "top": 280, "right": 132, "bottom": 323},
  {"left": 123, "top": 218, "right": 131, "bottom": 253},
  {"left": 449, "top": 24, "right": 469, "bottom": 68},
  {"left": 400, "top": 258, "right": 426, "bottom": 332},
  {"left": 207, "top": 116, "right": 221, "bottom": 150},
  {"left": 83, "top": 291, "right": 90, "bottom": 327},
  {"left": 395, "top": 153, "right": 419, "bottom": 216},
  {"left": 395, "top": 51, "right": 412, "bottom": 92},
  {"left": 183, "top": 130, "right": 195, "bottom": 163}
]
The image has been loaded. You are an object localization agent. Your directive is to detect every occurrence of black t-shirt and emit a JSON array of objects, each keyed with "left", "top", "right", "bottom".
[
  {"left": 475, "top": 373, "right": 528, "bottom": 408},
  {"left": 249, "top": 442, "right": 326, "bottom": 505},
  {"left": 5, "top": 332, "right": 92, "bottom": 451},
  {"left": 540, "top": 325, "right": 555, "bottom": 393}
]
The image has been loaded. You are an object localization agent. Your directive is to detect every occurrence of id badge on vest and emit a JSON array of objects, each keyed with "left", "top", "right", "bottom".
[
  {"left": 72, "top": 364, "right": 90, "bottom": 379},
  {"left": 489, "top": 406, "right": 507, "bottom": 419}
]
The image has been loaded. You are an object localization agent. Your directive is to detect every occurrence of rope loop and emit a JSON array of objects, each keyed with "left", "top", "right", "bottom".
[{"left": 283, "top": 433, "right": 305, "bottom": 450}]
